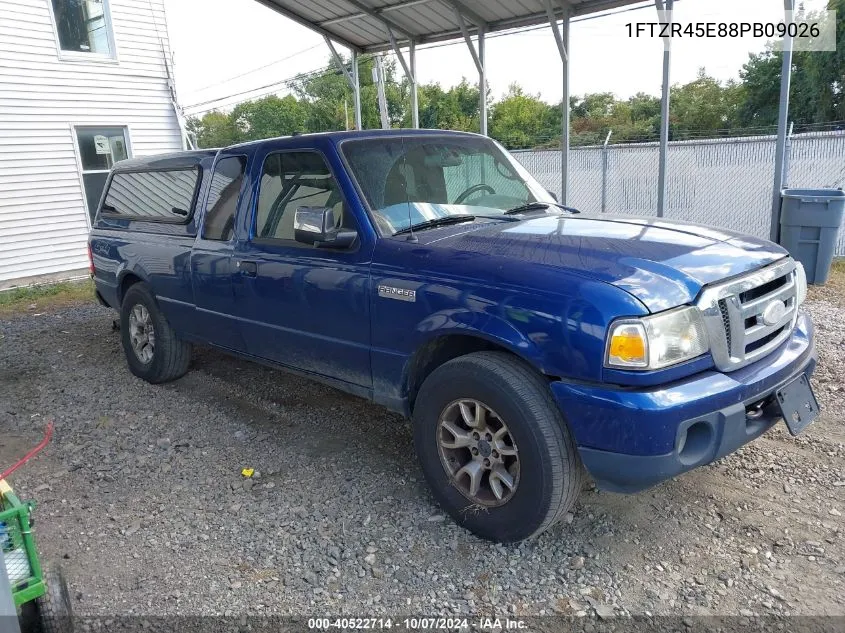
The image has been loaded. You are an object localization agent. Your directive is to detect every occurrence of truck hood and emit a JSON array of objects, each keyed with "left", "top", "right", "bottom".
[{"left": 422, "top": 214, "right": 788, "bottom": 312}]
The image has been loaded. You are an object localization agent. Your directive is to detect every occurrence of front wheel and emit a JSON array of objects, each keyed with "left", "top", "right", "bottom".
[{"left": 413, "top": 352, "right": 582, "bottom": 542}]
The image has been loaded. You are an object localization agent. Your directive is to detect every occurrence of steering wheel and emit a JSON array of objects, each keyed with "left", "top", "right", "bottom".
[{"left": 454, "top": 184, "right": 496, "bottom": 204}]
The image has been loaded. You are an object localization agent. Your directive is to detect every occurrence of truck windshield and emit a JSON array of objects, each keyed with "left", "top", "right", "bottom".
[{"left": 341, "top": 135, "right": 555, "bottom": 235}]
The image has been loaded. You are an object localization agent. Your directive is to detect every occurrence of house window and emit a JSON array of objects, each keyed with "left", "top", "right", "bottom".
[
  {"left": 50, "top": 0, "right": 115, "bottom": 57},
  {"left": 75, "top": 127, "right": 129, "bottom": 222}
]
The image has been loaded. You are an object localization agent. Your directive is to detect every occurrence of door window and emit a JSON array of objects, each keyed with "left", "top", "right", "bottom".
[
  {"left": 203, "top": 156, "right": 246, "bottom": 241},
  {"left": 255, "top": 152, "right": 354, "bottom": 242},
  {"left": 75, "top": 126, "right": 129, "bottom": 222}
]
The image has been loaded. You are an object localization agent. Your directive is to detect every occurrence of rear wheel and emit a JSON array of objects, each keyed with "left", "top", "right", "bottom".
[
  {"left": 413, "top": 351, "right": 582, "bottom": 542},
  {"left": 120, "top": 282, "right": 191, "bottom": 383}
]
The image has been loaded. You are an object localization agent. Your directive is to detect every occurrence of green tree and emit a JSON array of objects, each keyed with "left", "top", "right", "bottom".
[
  {"left": 403, "top": 79, "right": 483, "bottom": 131},
  {"left": 739, "top": 49, "right": 783, "bottom": 127},
  {"left": 623, "top": 92, "right": 661, "bottom": 140},
  {"left": 490, "top": 84, "right": 558, "bottom": 148},
  {"left": 738, "top": 2, "right": 844, "bottom": 127},
  {"left": 230, "top": 95, "right": 308, "bottom": 141},
  {"left": 188, "top": 111, "right": 238, "bottom": 148},
  {"left": 291, "top": 55, "right": 408, "bottom": 130},
  {"left": 670, "top": 69, "right": 745, "bottom": 136},
  {"left": 566, "top": 91, "right": 661, "bottom": 145},
  {"left": 627, "top": 92, "right": 660, "bottom": 123},
  {"left": 812, "top": 0, "right": 845, "bottom": 121}
]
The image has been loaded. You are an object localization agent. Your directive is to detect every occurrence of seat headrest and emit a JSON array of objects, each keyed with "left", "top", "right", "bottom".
[{"left": 263, "top": 154, "right": 282, "bottom": 178}]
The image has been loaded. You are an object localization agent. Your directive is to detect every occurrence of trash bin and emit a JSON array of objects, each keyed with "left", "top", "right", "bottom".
[{"left": 779, "top": 188, "right": 845, "bottom": 284}]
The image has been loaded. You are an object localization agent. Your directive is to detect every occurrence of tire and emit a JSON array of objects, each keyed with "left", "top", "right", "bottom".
[
  {"left": 412, "top": 351, "right": 582, "bottom": 542},
  {"left": 120, "top": 282, "right": 191, "bottom": 384},
  {"left": 34, "top": 565, "right": 73, "bottom": 633}
]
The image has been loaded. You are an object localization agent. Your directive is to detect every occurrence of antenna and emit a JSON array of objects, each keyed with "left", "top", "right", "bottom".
[{"left": 401, "top": 136, "right": 417, "bottom": 243}]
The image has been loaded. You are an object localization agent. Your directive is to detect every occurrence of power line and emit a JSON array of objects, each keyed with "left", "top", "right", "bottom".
[
  {"left": 191, "top": 43, "right": 324, "bottom": 94},
  {"left": 185, "top": 51, "right": 393, "bottom": 115},
  {"left": 184, "top": 59, "right": 358, "bottom": 112}
]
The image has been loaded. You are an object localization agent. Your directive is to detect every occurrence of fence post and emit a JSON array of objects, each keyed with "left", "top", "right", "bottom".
[
  {"left": 782, "top": 121, "right": 794, "bottom": 189},
  {"left": 601, "top": 130, "right": 612, "bottom": 213}
]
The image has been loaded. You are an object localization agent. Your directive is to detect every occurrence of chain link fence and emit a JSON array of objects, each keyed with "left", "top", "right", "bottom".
[{"left": 512, "top": 130, "right": 845, "bottom": 256}]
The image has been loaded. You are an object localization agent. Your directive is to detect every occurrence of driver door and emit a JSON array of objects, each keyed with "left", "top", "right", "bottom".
[{"left": 231, "top": 147, "right": 374, "bottom": 390}]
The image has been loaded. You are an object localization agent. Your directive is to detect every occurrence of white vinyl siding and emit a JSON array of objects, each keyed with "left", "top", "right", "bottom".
[{"left": 0, "top": 0, "right": 183, "bottom": 288}]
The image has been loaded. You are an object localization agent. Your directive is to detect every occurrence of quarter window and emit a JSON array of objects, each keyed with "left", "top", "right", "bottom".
[
  {"left": 255, "top": 152, "right": 353, "bottom": 242},
  {"left": 75, "top": 126, "right": 129, "bottom": 222},
  {"left": 50, "top": 0, "right": 115, "bottom": 57},
  {"left": 202, "top": 156, "right": 246, "bottom": 241},
  {"left": 102, "top": 168, "right": 200, "bottom": 221}
]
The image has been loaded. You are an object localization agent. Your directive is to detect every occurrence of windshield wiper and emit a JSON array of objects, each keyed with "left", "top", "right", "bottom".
[
  {"left": 504, "top": 201, "right": 581, "bottom": 216},
  {"left": 393, "top": 215, "right": 476, "bottom": 236}
]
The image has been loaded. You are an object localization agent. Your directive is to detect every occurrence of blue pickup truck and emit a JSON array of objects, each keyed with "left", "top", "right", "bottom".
[{"left": 89, "top": 129, "right": 818, "bottom": 542}]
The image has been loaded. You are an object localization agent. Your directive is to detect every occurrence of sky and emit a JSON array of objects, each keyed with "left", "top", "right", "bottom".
[{"left": 165, "top": 0, "right": 829, "bottom": 117}]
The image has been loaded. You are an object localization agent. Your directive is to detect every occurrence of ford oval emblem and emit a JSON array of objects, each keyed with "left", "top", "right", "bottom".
[{"left": 761, "top": 300, "right": 787, "bottom": 326}]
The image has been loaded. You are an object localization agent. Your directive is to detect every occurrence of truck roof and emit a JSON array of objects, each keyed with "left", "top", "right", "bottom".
[
  {"left": 111, "top": 149, "right": 218, "bottom": 173},
  {"left": 110, "top": 129, "right": 485, "bottom": 172},
  {"left": 224, "top": 128, "right": 484, "bottom": 151}
]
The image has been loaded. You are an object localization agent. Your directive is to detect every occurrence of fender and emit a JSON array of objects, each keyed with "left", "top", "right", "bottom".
[
  {"left": 115, "top": 261, "right": 151, "bottom": 301},
  {"left": 371, "top": 307, "right": 551, "bottom": 417},
  {"left": 412, "top": 308, "right": 543, "bottom": 370},
  {"left": 114, "top": 256, "right": 197, "bottom": 339}
]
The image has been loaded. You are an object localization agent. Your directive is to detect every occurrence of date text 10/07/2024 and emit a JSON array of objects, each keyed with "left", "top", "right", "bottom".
[{"left": 307, "top": 617, "right": 528, "bottom": 630}]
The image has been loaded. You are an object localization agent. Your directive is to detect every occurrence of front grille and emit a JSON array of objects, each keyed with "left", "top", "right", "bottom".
[
  {"left": 696, "top": 259, "right": 798, "bottom": 372},
  {"left": 718, "top": 299, "right": 732, "bottom": 351},
  {"left": 740, "top": 275, "right": 788, "bottom": 303}
]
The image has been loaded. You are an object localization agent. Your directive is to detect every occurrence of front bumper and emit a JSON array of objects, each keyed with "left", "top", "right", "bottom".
[{"left": 550, "top": 311, "right": 816, "bottom": 493}]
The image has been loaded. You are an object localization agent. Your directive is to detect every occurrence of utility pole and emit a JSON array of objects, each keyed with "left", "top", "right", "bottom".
[{"left": 373, "top": 56, "right": 390, "bottom": 129}]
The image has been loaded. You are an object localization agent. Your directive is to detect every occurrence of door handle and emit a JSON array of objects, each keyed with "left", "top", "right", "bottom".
[{"left": 236, "top": 260, "right": 258, "bottom": 277}]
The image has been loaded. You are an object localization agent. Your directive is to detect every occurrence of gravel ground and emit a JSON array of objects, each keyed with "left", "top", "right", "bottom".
[{"left": 0, "top": 289, "right": 843, "bottom": 620}]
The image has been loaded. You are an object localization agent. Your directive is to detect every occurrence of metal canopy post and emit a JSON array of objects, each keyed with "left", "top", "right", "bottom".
[
  {"left": 453, "top": 6, "right": 488, "bottom": 135},
  {"left": 410, "top": 41, "right": 419, "bottom": 127},
  {"left": 546, "top": 0, "right": 570, "bottom": 203},
  {"left": 771, "top": 0, "right": 795, "bottom": 241},
  {"left": 656, "top": 0, "right": 673, "bottom": 218},
  {"left": 326, "top": 36, "right": 362, "bottom": 130},
  {"left": 388, "top": 28, "right": 419, "bottom": 128},
  {"left": 478, "top": 28, "right": 487, "bottom": 135},
  {"left": 352, "top": 51, "right": 362, "bottom": 129}
]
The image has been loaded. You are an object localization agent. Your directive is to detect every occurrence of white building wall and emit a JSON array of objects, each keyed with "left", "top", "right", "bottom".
[{"left": 0, "top": 0, "right": 183, "bottom": 288}]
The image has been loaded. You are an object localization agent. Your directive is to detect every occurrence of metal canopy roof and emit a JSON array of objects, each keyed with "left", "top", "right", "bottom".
[{"left": 254, "top": 0, "right": 646, "bottom": 52}]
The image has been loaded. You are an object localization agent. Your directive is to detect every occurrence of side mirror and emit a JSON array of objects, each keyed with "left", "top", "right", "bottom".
[{"left": 294, "top": 206, "right": 357, "bottom": 248}]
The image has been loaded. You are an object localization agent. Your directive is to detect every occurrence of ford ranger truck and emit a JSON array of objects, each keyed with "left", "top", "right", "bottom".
[{"left": 89, "top": 130, "right": 818, "bottom": 543}]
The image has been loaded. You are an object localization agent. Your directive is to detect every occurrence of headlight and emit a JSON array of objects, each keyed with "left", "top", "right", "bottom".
[
  {"left": 605, "top": 306, "right": 710, "bottom": 370},
  {"left": 794, "top": 261, "right": 807, "bottom": 306}
]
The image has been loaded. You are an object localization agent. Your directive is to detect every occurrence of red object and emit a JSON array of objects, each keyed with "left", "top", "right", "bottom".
[
  {"left": 0, "top": 422, "right": 53, "bottom": 481},
  {"left": 87, "top": 243, "right": 95, "bottom": 276}
]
